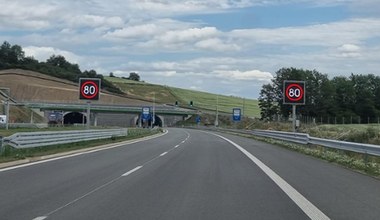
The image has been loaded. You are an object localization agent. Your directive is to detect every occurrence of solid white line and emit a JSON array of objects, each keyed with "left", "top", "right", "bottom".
[
  {"left": 33, "top": 217, "right": 47, "bottom": 220},
  {"left": 160, "top": 152, "right": 168, "bottom": 157},
  {"left": 122, "top": 166, "right": 143, "bottom": 177},
  {"left": 214, "top": 134, "right": 330, "bottom": 220}
]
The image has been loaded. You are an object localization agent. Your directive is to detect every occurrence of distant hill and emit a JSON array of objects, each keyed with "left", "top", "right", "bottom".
[
  {"left": 105, "top": 76, "right": 260, "bottom": 118},
  {"left": 0, "top": 69, "right": 152, "bottom": 106},
  {"left": 0, "top": 69, "right": 260, "bottom": 120}
]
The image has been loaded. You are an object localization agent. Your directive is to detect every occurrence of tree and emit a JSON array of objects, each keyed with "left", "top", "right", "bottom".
[
  {"left": 109, "top": 72, "right": 115, "bottom": 77},
  {"left": 258, "top": 83, "right": 279, "bottom": 120},
  {"left": 0, "top": 41, "right": 25, "bottom": 66},
  {"left": 46, "top": 55, "right": 68, "bottom": 68},
  {"left": 351, "top": 74, "right": 379, "bottom": 120},
  {"left": 128, "top": 72, "right": 140, "bottom": 81},
  {"left": 46, "top": 55, "right": 81, "bottom": 74},
  {"left": 331, "top": 76, "right": 356, "bottom": 118}
]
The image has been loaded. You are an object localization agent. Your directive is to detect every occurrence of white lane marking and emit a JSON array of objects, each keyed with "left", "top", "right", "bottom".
[
  {"left": 214, "top": 134, "right": 330, "bottom": 220},
  {"left": 0, "top": 131, "right": 168, "bottom": 173},
  {"left": 174, "top": 145, "right": 179, "bottom": 148},
  {"left": 122, "top": 166, "right": 143, "bottom": 177},
  {"left": 33, "top": 216, "right": 47, "bottom": 220},
  {"left": 37, "top": 175, "right": 123, "bottom": 219},
  {"left": 160, "top": 152, "right": 168, "bottom": 157}
]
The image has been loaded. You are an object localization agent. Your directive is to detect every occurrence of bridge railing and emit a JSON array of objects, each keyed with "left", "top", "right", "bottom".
[{"left": 2, "top": 128, "right": 128, "bottom": 149}]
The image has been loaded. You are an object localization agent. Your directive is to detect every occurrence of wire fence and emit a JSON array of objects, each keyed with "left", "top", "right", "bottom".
[{"left": 274, "top": 115, "right": 380, "bottom": 125}]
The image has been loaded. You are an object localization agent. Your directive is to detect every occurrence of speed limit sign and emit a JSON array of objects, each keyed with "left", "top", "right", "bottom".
[
  {"left": 79, "top": 78, "right": 101, "bottom": 100},
  {"left": 283, "top": 80, "right": 305, "bottom": 105}
]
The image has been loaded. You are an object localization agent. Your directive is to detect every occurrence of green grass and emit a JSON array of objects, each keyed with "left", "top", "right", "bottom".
[
  {"left": 302, "top": 124, "right": 380, "bottom": 145},
  {"left": 262, "top": 137, "right": 380, "bottom": 177},
  {"left": 105, "top": 76, "right": 260, "bottom": 118}
]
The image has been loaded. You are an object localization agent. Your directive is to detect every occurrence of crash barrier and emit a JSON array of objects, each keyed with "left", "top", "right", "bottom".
[
  {"left": 2, "top": 128, "right": 128, "bottom": 149},
  {"left": 213, "top": 128, "right": 380, "bottom": 157}
]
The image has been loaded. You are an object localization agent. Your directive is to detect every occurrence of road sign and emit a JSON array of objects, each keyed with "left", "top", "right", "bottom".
[
  {"left": 79, "top": 78, "right": 101, "bottom": 100},
  {"left": 142, "top": 107, "right": 150, "bottom": 120},
  {"left": 196, "top": 116, "right": 201, "bottom": 123},
  {"left": 283, "top": 81, "right": 305, "bottom": 105},
  {"left": 233, "top": 108, "right": 241, "bottom": 121},
  {"left": 0, "top": 115, "right": 6, "bottom": 124}
]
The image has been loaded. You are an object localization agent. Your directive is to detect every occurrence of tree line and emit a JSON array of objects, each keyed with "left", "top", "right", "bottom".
[
  {"left": 259, "top": 67, "right": 380, "bottom": 123},
  {"left": 0, "top": 41, "right": 123, "bottom": 94}
]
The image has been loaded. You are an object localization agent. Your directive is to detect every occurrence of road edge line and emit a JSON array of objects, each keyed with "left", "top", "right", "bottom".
[{"left": 214, "top": 133, "right": 330, "bottom": 220}]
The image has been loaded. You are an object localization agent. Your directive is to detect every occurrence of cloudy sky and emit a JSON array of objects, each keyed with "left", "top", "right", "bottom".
[{"left": 1, "top": 0, "right": 379, "bottom": 99}]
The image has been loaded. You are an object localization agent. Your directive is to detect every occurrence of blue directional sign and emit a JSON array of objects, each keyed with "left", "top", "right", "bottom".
[
  {"left": 233, "top": 108, "right": 241, "bottom": 121},
  {"left": 142, "top": 107, "right": 150, "bottom": 120},
  {"left": 196, "top": 116, "right": 201, "bottom": 123}
]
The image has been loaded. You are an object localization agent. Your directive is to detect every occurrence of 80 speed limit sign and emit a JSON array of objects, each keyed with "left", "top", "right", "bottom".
[
  {"left": 79, "top": 78, "right": 101, "bottom": 100},
  {"left": 283, "top": 80, "right": 305, "bottom": 105}
]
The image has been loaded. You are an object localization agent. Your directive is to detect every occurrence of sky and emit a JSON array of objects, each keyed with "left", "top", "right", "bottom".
[{"left": 0, "top": 0, "right": 379, "bottom": 99}]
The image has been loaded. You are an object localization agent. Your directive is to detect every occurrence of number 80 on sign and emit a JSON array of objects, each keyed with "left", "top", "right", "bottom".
[
  {"left": 283, "top": 80, "right": 305, "bottom": 105},
  {"left": 79, "top": 78, "right": 101, "bottom": 100}
]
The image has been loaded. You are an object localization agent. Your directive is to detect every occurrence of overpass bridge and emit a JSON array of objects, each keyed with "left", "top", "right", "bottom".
[{"left": 17, "top": 102, "right": 198, "bottom": 127}]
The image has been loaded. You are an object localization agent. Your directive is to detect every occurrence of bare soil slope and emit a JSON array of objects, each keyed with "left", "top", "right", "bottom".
[{"left": 0, "top": 69, "right": 151, "bottom": 106}]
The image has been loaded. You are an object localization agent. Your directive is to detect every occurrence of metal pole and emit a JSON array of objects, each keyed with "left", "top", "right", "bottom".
[
  {"left": 242, "top": 97, "right": 245, "bottom": 117},
  {"left": 292, "top": 105, "right": 296, "bottom": 132},
  {"left": 5, "top": 89, "right": 10, "bottom": 130},
  {"left": 0, "top": 88, "right": 10, "bottom": 130},
  {"left": 5, "top": 98, "right": 9, "bottom": 130},
  {"left": 215, "top": 95, "right": 219, "bottom": 127},
  {"left": 152, "top": 92, "right": 155, "bottom": 128},
  {"left": 86, "top": 101, "right": 91, "bottom": 129}
]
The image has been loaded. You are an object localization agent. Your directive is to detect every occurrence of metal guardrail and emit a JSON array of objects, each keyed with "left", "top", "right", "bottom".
[
  {"left": 250, "top": 129, "right": 380, "bottom": 157},
  {"left": 198, "top": 127, "right": 380, "bottom": 157},
  {"left": 3, "top": 128, "right": 128, "bottom": 149}
]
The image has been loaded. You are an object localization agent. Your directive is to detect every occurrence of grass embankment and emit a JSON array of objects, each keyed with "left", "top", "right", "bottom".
[
  {"left": 260, "top": 137, "right": 380, "bottom": 177},
  {"left": 246, "top": 122, "right": 380, "bottom": 177},
  {"left": 105, "top": 76, "right": 260, "bottom": 118},
  {"left": 0, "top": 127, "right": 161, "bottom": 163}
]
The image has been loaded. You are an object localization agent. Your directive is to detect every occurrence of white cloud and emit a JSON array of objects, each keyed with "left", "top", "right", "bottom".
[
  {"left": 336, "top": 44, "right": 361, "bottom": 58},
  {"left": 23, "top": 46, "right": 83, "bottom": 64},
  {"left": 213, "top": 70, "right": 273, "bottom": 81},
  {"left": 104, "top": 24, "right": 159, "bottom": 39},
  {"left": 156, "top": 27, "right": 219, "bottom": 44},
  {"left": 230, "top": 18, "right": 380, "bottom": 47},
  {"left": 67, "top": 15, "right": 124, "bottom": 29},
  {"left": 0, "top": 1, "right": 57, "bottom": 29},
  {"left": 195, "top": 38, "right": 241, "bottom": 52}
]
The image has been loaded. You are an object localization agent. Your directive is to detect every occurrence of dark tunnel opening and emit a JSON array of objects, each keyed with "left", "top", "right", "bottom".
[
  {"left": 64, "top": 112, "right": 86, "bottom": 125},
  {"left": 137, "top": 114, "right": 162, "bottom": 128}
]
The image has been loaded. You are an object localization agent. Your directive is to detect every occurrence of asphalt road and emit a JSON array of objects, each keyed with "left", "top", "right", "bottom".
[{"left": 1, "top": 128, "right": 380, "bottom": 220}]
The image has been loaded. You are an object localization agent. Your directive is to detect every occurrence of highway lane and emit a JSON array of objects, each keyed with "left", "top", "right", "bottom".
[{"left": 0, "top": 128, "right": 379, "bottom": 219}]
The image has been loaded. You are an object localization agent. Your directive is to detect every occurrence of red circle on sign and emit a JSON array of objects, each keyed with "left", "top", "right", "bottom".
[
  {"left": 81, "top": 81, "right": 99, "bottom": 99},
  {"left": 286, "top": 83, "right": 304, "bottom": 102}
]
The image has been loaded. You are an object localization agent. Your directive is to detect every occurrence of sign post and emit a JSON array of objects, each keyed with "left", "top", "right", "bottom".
[
  {"left": 79, "top": 78, "right": 101, "bottom": 129},
  {"left": 283, "top": 81, "right": 305, "bottom": 132},
  {"left": 142, "top": 107, "right": 150, "bottom": 128},
  {"left": 233, "top": 108, "right": 241, "bottom": 122},
  {"left": 0, "top": 87, "right": 10, "bottom": 130}
]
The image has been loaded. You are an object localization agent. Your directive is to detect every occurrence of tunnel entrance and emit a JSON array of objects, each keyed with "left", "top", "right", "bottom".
[
  {"left": 137, "top": 114, "right": 163, "bottom": 128},
  {"left": 64, "top": 112, "right": 86, "bottom": 125}
]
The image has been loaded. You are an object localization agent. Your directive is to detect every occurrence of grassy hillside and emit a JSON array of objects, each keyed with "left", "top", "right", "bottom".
[{"left": 105, "top": 76, "right": 260, "bottom": 118}]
